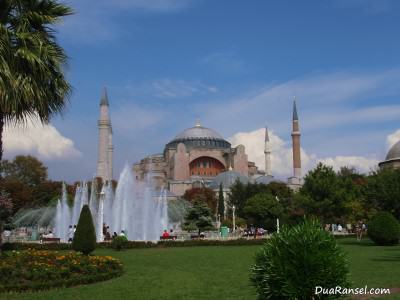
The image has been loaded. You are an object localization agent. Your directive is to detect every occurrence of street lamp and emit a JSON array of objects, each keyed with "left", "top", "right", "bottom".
[
  {"left": 275, "top": 196, "right": 280, "bottom": 234},
  {"left": 232, "top": 205, "right": 236, "bottom": 232}
]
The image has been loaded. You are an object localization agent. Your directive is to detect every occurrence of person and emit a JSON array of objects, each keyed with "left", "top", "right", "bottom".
[
  {"left": 102, "top": 223, "right": 107, "bottom": 236},
  {"left": 68, "top": 225, "right": 74, "bottom": 242},
  {"left": 355, "top": 221, "right": 363, "bottom": 241},
  {"left": 73, "top": 225, "right": 77, "bottom": 233},
  {"left": 162, "top": 230, "right": 170, "bottom": 238},
  {"left": 112, "top": 232, "right": 118, "bottom": 239},
  {"left": 337, "top": 224, "right": 343, "bottom": 233},
  {"left": 105, "top": 229, "right": 111, "bottom": 241},
  {"left": 43, "top": 231, "right": 54, "bottom": 238},
  {"left": 119, "top": 230, "right": 125, "bottom": 237}
]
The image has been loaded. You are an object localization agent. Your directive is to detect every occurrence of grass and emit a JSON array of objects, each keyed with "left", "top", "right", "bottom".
[{"left": 0, "top": 238, "right": 399, "bottom": 300}]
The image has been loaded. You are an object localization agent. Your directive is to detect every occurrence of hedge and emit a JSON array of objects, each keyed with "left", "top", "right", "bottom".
[{"left": 2, "top": 238, "right": 266, "bottom": 251}]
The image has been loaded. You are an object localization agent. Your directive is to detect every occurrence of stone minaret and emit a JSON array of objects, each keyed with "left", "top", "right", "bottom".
[
  {"left": 291, "top": 99, "right": 301, "bottom": 180},
  {"left": 264, "top": 126, "right": 272, "bottom": 176},
  {"left": 97, "top": 87, "right": 113, "bottom": 182}
]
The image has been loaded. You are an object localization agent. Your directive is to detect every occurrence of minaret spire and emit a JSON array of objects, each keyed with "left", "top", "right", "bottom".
[
  {"left": 291, "top": 97, "right": 302, "bottom": 183},
  {"left": 264, "top": 126, "right": 272, "bottom": 176},
  {"left": 97, "top": 87, "right": 113, "bottom": 182}
]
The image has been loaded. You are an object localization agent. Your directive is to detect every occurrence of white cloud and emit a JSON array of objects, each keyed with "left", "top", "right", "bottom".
[
  {"left": 229, "top": 127, "right": 379, "bottom": 177},
  {"left": 202, "top": 69, "right": 400, "bottom": 134},
  {"left": 4, "top": 119, "right": 81, "bottom": 160},
  {"left": 150, "top": 79, "right": 218, "bottom": 99},
  {"left": 317, "top": 156, "right": 379, "bottom": 174},
  {"left": 60, "top": 0, "right": 196, "bottom": 43},
  {"left": 229, "top": 128, "right": 315, "bottom": 178},
  {"left": 386, "top": 129, "right": 400, "bottom": 149}
]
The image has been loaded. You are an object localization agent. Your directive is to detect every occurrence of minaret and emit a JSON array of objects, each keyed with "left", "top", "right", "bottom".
[
  {"left": 97, "top": 87, "right": 113, "bottom": 182},
  {"left": 291, "top": 98, "right": 302, "bottom": 181},
  {"left": 264, "top": 126, "right": 272, "bottom": 176}
]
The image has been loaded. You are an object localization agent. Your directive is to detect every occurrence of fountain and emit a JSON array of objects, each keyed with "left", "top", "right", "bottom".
[{"left": 53, "top": 164, "right": 169, "bottom": 242}]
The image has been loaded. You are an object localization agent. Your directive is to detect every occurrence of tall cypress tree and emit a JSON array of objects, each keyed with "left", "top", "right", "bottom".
[
  {"left": 218, "top": 183, "right": 225, "bottom": 220},
  {"left": 72, "top": 205, "right": 96, "bottom": 255}
]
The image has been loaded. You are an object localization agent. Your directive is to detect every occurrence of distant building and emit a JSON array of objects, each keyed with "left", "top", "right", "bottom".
[
  {"left": 95, "top": 91, "right": 304, "bottom": 197},
  {"left": 379, "top": 140, "right": 400, "bottom": 170}
]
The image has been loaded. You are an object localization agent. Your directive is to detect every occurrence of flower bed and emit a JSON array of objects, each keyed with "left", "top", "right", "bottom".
[{"left": 0, "top": 249, "right": 123, "bottom": 293}]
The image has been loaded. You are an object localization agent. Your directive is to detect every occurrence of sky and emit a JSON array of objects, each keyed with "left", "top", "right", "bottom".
[{"left": 4, "top": 0, "right": 400, "bottom": 182}]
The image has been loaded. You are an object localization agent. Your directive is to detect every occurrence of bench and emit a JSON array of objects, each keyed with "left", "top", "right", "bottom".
[
  {"left": 41, "top": 237, "right": 61, "bottom": 243},
  {"left": 160, "top": 236, "right": 177, "bottom": 240}
]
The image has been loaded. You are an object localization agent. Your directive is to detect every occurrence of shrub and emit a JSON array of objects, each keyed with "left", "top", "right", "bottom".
[
  {"left": 111, "top": 236, "right": 128, "bottom": 251},
  {"left": 368, "top": 211, "right": 400, "bottom": 246},
  {"left": 72, "top": 205, "right": 96, "bottom": 255},
  {"left": 0, "top": 249, "right": 123, "bottom": 293},
  {"left": 251, "top": 219, "right": 349, "bottom": 299}
]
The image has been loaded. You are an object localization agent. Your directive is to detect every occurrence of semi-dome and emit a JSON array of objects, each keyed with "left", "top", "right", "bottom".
[
  {"left": 210, "top": 170, "right": 249, "bottom": 189},
  {"left": 165, "top": 121, "right": 231, "bottom": 150},
  {"left": 385, "top": 140, "right": 400, "bottom": 161}
]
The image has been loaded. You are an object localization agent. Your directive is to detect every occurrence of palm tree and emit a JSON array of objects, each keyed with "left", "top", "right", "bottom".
[{"left": 0, "top": 0, "right": 73, "bottom": 160}]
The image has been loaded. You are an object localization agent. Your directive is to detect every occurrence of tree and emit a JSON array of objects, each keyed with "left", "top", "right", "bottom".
[
  {"left": 183, "top": 187, "right": 217, "bottom": 213},
  {"left": 0, "top": 155, "right": 47, "bottom": 187},
  {"left": 72, "top": 205, "right": 96, "bottom": 255},
  {"left": 0, "top": 0, "right": 73, "bottom": 160},
  {"left": 364, "top": 168, "right": 400, "bottom": 220},
  {"left": 0, "top": 191, "right": 13, "bottom": 252},
  {"left": 244, "top": 193, "right": 284, "bottom": 234},
  {"left": 299, "top": 163, "right": 348, "bottom": 222},
  {"left": 183, "top": 201, "right": 214, "bottom": 236},
  {"left": 217, "top": 183, "right": 224, "bottom": 219},
  {"left": 0, "top": 177, "right": 32, "bottom": 213}
]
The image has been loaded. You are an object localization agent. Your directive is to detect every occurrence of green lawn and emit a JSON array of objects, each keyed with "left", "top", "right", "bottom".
[{"left": 1, "top": 238, "right": 400, "bottom": 300}]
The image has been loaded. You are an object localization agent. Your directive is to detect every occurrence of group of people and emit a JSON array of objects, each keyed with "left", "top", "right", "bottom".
[
  {"left": 324, "top": 221, "right": 367, "bottom": 240},
  {"left": 102, "top": 223, "right": 126, "bottom": 241}
]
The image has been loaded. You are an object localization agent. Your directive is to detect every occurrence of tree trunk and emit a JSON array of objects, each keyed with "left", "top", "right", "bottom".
[
  {"left": 0, "top": 112, "right": 3, "bottom": 161},
  {"left": 0, "top": 221, "right": 3, "bottom": 254}
]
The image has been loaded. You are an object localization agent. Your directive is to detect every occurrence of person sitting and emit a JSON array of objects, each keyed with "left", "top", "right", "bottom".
[
  {"left": 119, "top": 230, "right": 126, "bottom": 237},
  {"left": 112, "top": 232, "right": 118, "bottom": 239},
  {"left": 43, "top": 231, "right": 54, "bottom": 238},
  {"left": 162, "top": 230, "right": 170, "bottom": 238}
]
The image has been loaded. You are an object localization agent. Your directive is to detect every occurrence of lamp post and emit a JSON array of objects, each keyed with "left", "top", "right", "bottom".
[
  {"left": 232, "top": 205, "right": 236, "bottom": 232},
  {"left": 275, "top": 196, "right": 280, "bottom": 234}
]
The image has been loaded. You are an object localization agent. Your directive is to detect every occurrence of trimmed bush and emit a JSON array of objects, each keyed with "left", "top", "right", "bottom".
[
  {"left": 111, "top": 236, "right": 128, "bottom": 251},
  {"left": 72, "top": 205, "right": 96, "bottom": 255},
  {"left": 368, "top": 211, "right": 400, "bottom": 246},
  {"left": 251, "top": 219, "right": 349, "bottom": 299}
]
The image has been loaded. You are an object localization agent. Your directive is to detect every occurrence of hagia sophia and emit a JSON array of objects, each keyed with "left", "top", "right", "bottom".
[{"left": 95, "top": 88, "right": 400, "bottom": 198}]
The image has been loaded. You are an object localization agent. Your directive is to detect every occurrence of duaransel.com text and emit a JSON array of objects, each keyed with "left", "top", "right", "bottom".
[{"left": 315, "top": 286, "right": 391, "bottom": 296}]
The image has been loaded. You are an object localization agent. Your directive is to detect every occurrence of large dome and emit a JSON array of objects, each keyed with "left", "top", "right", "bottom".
[
  {"left": 174, "top": 126, "right": 224, "bottom": 140},
  {"left": 165, "top": 122, "right": 231, "bottom": 150},
  {"left": 385, "top": 140, "right": 400, "bottom": 161}
]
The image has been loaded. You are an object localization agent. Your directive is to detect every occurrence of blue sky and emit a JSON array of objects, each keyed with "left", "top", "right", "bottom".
[{"left": 5, "top": 0, "right": 400, "bottom": 181}]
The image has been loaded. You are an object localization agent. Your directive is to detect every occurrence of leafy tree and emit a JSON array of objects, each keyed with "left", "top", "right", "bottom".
[
  {"left": 183, "top": 187, "right": 217, "bottom": 213},
  {"left": 299, "top": 163, "right": 348, "bottom": 222},
  {"left": 364, "top": 168, "right": 400, "bottom": 220},
  {"left": 183, "top": 201, "right": 214, "bottom": 235},
  {"left": 0, "top": 0, "right": 73, "bottom": 160},
  {"left": 0, "top": 178, "right": 32, "bottom": 213},
  {"left": 0, "top": 155, "right": 47, "bottom": 187},
  {"left": 72, "top": 205, "right": 96, "bottom": 255},
  {"left": 0, "top": 191, "right": 13, "bottom": 252},
  {"left": 217, "top": 183, "right": 224, "bottom": 219},
  {"left": 244, "top": 193, "right": 284, "bottom": 234}
]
